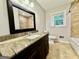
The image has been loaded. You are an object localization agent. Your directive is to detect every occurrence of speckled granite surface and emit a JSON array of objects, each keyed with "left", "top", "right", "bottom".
[{"left": 0, "top": 32, "right": 48, "bottom": 57}]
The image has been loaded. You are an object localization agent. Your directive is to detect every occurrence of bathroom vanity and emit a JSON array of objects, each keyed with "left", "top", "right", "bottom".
[
  {"left": 0, "top": 32, "right": 49, "bottom": 59},
  {"left": 4, "top": 0, "right": 49, "bottom": 59}
]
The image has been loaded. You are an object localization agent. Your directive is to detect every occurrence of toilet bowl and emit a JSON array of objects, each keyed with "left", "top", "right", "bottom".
[{"left": 49, "top": 35, "right": 57, "bottom": 44}]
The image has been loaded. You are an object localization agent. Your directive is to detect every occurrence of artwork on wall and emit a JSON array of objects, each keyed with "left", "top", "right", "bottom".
[{"left": 51, "top": 10, "right": 66, "bottom": 27}]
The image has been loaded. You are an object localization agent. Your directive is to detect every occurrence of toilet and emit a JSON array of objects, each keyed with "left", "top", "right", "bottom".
[{"left": 49, "top": 35, "right": 57, "bottom": 44}]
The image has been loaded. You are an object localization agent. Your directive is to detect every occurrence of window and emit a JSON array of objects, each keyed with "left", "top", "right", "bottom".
[{"left": 51, "top": 11, "right": 66, "bottom": 27}]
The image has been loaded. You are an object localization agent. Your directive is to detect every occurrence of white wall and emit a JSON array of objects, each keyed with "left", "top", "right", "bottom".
[
  {"left": 0, "top": 0, "right": 10, "bottom": 36},
  {"left": 32, "top": 0, "right": 46, "bottom": 32},
  {"left": 46, "top": 4, "right": 71, "bottom": 41},
  {"left": 0, "top": 0, "right": 46, "bottom": 36}
]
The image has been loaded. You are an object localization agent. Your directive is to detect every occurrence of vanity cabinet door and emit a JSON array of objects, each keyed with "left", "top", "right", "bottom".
[
  {"left": 28, "top": 49, "right": 42, "bottom": 59},
  {"left": 44, "top": 34, "right": 49, "bottom": 57},
  {"left": 28, "top": 44, "right": 44, "bottom": 59}
]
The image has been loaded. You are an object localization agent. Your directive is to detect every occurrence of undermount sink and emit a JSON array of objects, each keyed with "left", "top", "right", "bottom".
[{"left": 26, "top": 35, "right": 40, "bottom": 39}]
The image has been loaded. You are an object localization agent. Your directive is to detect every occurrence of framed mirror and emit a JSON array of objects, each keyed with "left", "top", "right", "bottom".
[{"left": 7, "top": 0, "right": 36, "bottom": 34}]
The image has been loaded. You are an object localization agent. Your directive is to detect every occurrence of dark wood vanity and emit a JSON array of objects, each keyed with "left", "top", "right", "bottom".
[{"left": 10, "top": 33, "right": 49, "bottom": 59}]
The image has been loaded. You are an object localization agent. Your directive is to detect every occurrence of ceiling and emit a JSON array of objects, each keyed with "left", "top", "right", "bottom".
[{"left": 37, "top": 0, "right": 74, "bottom": 11}]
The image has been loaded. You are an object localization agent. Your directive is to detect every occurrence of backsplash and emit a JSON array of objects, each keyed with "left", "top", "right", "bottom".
[
  {"left": 0, "top": 30, "right": 38, "bottom": 42},
  {"left": 0, "top": 32, "right": 27, "bottom": 42}
]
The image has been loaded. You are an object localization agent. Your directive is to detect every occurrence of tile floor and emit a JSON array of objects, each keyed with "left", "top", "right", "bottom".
[{"left": 46, "top": 43, "right": 79, "bottom": 59}]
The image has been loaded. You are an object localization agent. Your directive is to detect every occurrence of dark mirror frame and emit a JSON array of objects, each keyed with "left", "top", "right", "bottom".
[{"left": 7, "top": 0, "right": 36, "bottom": 34}]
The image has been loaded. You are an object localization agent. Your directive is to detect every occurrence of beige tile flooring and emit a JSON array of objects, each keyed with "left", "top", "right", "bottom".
[{"left": 46, "top": 43, "right": 79, "bottom": 59}]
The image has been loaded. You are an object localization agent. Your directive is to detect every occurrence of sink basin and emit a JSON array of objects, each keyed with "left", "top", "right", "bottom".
[{"left": 26, "top": 35, "right": 40, "bottom": 39}]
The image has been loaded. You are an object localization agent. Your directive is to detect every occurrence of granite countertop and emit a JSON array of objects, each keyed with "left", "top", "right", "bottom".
[{"left": 0, "top": 32, "right": 48, "bottom": 57}]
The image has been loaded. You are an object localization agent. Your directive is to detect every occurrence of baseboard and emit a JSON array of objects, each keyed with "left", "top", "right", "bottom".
[{"left": 58, "top": 40, "right": 70, "bottom": 43}]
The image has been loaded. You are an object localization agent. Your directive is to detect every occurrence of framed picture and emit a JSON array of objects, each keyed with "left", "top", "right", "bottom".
[{"left": 51, "top": 10, "right": 66, "bottom": 27}]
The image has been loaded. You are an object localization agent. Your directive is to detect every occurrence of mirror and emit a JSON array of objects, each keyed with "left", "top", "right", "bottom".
[
  {"left": 7, "top": 0, "right": 36, "bottom": 34},
  {"left": 13, "top": 6, "right": 34, "bottom": 30}
]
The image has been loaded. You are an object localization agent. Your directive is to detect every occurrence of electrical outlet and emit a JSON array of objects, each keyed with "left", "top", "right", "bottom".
[{"left": 59, "top": 36, "right": 64, "bottom": 38}]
